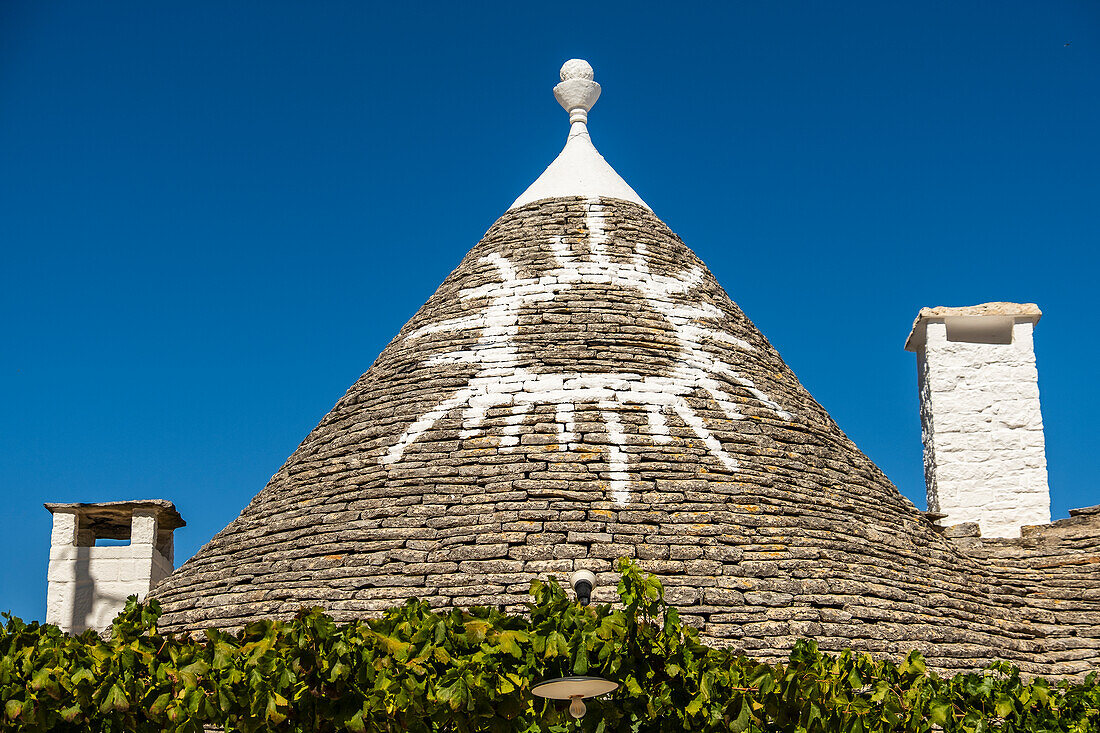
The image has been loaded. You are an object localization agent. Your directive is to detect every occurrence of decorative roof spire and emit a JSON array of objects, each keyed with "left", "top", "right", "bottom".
[
  {"left": 555, "top": 59, "right": 601, "bottom": 125},
  {"left": 509, "top": 60, "right": 649, "bottom": 211}
]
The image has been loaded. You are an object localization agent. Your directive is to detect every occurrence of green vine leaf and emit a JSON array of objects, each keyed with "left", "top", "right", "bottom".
[{"left": 0, "top": 560, "right": 1096, "bottom": 733}]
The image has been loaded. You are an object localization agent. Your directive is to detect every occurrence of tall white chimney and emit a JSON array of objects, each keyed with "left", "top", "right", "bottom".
[
  {"left": 45, "top": 501, "right": 184, "bottom": 634},
  {"left": 905, "top": 302, "right": 1050, "bottom": 537}
]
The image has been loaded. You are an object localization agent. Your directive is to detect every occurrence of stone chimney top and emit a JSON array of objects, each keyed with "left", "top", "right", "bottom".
[
  {"left": 45, "top": 500, "right": 184, "bottom": 634},
  {"left": 44, "top": 500, "right": 185, "bottom": 536},
  {"left": 905, "top": 302, "right": 1041, "bottom": 351}
]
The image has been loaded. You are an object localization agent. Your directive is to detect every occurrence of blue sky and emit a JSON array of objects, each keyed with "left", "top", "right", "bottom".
[{"left": 1, "top": 1, "right": 1097, "bottom": 623}]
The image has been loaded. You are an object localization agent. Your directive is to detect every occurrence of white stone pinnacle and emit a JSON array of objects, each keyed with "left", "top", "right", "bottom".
[{"left": 509, "top": 60, "right": 649, "bottom": 211}]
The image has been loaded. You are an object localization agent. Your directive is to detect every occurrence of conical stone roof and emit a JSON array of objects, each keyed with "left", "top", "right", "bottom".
[{"left": 153, "top": 62, "right": 1097, "bottom": 676}]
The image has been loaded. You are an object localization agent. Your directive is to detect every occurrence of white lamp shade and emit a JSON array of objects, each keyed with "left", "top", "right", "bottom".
[{"left": 531, "top": 676, "right": 619, "bottom": 700}]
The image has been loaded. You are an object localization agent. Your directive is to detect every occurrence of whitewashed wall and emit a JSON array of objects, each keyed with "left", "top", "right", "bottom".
[
  {"left": 914, "top": 315, "right": 1050, "bottom": 537},
  {"left": 46, "top": 509, "right": 175, "bottom": 633}
]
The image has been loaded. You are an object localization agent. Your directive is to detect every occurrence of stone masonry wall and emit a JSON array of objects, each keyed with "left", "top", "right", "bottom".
[
  {"left": 952, "top": 507, "right": 1100, "bottom": 679},
  {"left": 152, "top": 197, "right": 1098, "bottom": 677}
]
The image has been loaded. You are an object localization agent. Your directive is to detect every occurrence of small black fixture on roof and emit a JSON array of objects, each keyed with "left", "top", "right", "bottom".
[{"left": 569, "top": 569, "right": 596, "bottom": 606}]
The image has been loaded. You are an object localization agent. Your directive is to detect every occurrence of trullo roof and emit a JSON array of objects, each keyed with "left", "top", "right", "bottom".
[{"left": 153, "top": 61, "right": 1100, "bottom": 678}]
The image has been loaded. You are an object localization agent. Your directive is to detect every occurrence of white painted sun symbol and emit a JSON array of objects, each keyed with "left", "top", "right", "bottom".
[{"left": 382, "top": 199, "right": 791, "bottom": 505}]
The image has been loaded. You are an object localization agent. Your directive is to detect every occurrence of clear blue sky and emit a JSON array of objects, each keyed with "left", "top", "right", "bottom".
[{"left": 2, "top": 1, "right": 1097, "bottom": 623}]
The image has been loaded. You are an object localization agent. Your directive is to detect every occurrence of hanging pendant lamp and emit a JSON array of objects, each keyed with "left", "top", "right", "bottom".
[{"left": 531, "top": 676, "right": 619, "bottom": 719}]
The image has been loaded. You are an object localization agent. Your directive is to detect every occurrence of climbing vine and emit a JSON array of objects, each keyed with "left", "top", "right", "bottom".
[{"left": 2, "top": 560, "right": 1097, "bottom": 732}]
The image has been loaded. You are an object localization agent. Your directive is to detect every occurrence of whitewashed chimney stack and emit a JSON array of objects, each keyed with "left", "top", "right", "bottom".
[
  {"left": 905, "top": 303, "right": 1050, "bottom": 537},
  {"left": 45, "top": 501, "right": 184, "bottom": 634}
]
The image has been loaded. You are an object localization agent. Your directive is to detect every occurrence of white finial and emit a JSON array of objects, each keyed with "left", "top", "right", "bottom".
[
  {"left": 554, "top": 59, "right": 601, "bottom": 125},
  {"left": 508, "top": 59, "right": 649, "bottom": 211},
  {"left": 560, "top": 59, "right": 594, "bottom": 81}
]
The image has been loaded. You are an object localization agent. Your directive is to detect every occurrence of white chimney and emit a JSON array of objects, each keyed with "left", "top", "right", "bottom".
[
  {"left": 905, "top": 302, "right": 1050, "bottom": 537},
  {"left": 45, "top": 501, "right": 184, "bottom": 634}
]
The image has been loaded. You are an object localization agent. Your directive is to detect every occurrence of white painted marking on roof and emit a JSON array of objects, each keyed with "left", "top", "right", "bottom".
[
  {"left": 646, "top": 404, "right": 672, "bottom": 444},
  {"left": 382, "top": 195, "right": 792, "bottom": 502},
  {"left": 499, "top": 404, "right": 529, "bottom": 451},
  {"left": 599, "top": 401, "right": 631, "bottom": 505},
  {"left": 556, "top": 403, "right": 576, "bottom": 447}
]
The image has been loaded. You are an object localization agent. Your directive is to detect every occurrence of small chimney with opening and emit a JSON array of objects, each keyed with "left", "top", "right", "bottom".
[{"left": 45, "top": 500, "right": 184, "bottom": 634}]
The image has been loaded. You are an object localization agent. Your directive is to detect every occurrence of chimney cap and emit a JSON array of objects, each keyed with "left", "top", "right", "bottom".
[
  {"left": 45, "top": 500, "right": 185, "bottom": 539},
  {"left": 905, "top": 302, "right": 1041, "bottom": 352}
]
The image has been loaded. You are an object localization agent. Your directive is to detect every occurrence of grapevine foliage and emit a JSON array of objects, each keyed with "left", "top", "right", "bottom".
[{"left": 1, "top": 560, "right": 1097, "bottom": 732}]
